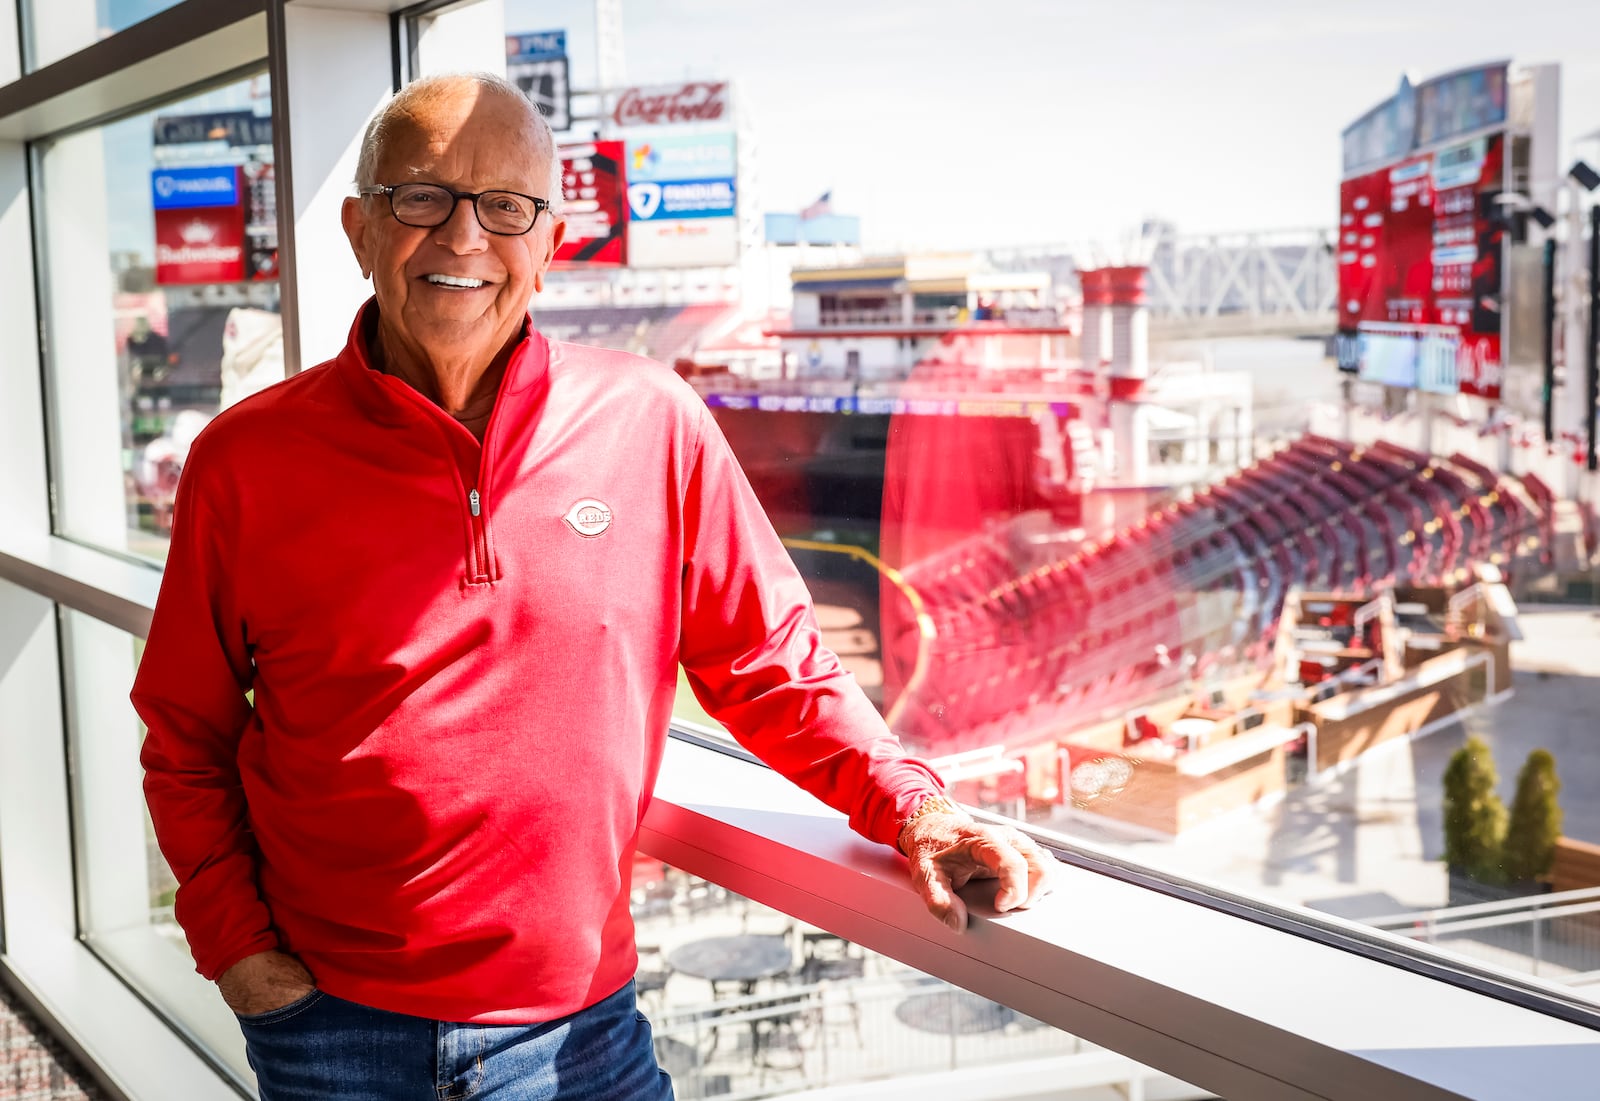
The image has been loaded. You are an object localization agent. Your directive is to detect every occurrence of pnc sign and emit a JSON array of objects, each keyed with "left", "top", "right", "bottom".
[{"left": 610, "top": 82, "right": 729, "bottom": 127}]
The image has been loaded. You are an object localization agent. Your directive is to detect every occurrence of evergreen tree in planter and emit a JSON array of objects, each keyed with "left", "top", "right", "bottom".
[
  {"left": 1503, "top": 749, "right": 1562, "bottom": 885},
  {"left": 1442, "top": 735, "right": 1507, "bottom": 885}
]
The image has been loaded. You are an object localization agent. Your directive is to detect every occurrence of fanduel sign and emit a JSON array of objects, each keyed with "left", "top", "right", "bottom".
[
  {"left": 151, "top": 166, "right": 241, "bottom": 210},
  {"left": 610, "top": 82, "right": 730, "bottom": 127},
  {"left": 626, "top": 178, "right": 736, "bottom": 221}
]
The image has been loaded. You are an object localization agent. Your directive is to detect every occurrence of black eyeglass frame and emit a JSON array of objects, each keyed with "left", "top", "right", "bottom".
[{"left": 357, "top": 183, "right": 552, "bottom": 236}]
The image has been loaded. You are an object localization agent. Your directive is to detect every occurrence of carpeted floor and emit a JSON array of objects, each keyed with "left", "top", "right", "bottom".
[{"left": 0, "top": 993, "right": 103, "bottom": 1101}]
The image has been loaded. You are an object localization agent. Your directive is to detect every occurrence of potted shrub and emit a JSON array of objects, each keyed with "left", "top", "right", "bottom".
[
  {"left": 1442, "top": 735, "right": 1508, "bottom": 903},
  {"left": 1503, "top": 749, "right": 1562, "bottom": 887}
]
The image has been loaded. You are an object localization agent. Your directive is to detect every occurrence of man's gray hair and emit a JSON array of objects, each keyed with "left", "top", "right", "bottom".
[{"left": 354, "top": 72, "right": 563, "bottom": 213}]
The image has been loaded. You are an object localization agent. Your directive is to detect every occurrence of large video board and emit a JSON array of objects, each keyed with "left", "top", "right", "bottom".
[{"left": 1337, "top": 63, "right": 1509, "bottom": 400}]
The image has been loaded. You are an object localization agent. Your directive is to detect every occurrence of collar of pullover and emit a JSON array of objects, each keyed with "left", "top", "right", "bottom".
[{"left": 333, "top": 297, "right": 551, "bottom": 428}]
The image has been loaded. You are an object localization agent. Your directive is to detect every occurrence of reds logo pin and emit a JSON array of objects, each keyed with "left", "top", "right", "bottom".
[{"left": 563, "top": 498, "right": 613, "bottom": 537}]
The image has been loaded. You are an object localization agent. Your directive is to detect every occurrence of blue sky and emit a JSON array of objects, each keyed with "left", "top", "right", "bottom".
[{"left": 508, "top": 0, "right": 1600, "bottom": 251}]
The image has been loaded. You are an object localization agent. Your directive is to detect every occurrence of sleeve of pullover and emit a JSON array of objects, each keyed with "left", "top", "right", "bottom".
[
  {"left": 677, "top": 405, "right": 944, "bottom": 847},
  {"left": 133, "top": 451, "right": 279, "bottom": 980}
]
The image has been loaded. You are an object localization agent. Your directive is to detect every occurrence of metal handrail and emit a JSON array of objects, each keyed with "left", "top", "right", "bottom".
[
  {"left": 1381, "top": 899, "right": 1600, "bottom": 939},
  {"left": 1369, "top": 886, "right": 1600, "bottom": 929}
]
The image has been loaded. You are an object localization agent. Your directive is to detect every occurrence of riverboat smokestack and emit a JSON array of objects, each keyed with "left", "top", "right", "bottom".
[
  {"left": 1107, "top": 266, "right": 1149, "bottom": 380},
  {"left": 1106, "top": 266, "right": 1150, "bottom": 486},
  {"left": 1079, "top": 268, "right": 1112, "bottom": 369}
]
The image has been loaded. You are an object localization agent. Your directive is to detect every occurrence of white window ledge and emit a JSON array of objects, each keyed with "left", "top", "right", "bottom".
[
  {"left": 0, "top": 530, "right": 157, "bottom": 636},
  {"left": 3, "top": 929, "right": 239, "bottom": 1101}
]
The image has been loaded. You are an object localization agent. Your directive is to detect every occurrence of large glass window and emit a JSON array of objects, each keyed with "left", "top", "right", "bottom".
[
  {"left": 501, "top": 0, "right": 1600, "bottom": 1017},
  {"left": 36, "top": 72, "right": 279, "bottom": 561},
  {"left": 60, "top": 609, "right": 253, "bottom": 1086},
  {"left": 25, "top": 0, "right": 190, "bottom": 71},
  {"left": 5, "top": 1, "right": 1599, "bottom": 1095}
]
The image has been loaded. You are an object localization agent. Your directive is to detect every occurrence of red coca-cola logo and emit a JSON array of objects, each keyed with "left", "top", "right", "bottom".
[{"left": 612, "top": 82, "right": 728, "bottom": 126}]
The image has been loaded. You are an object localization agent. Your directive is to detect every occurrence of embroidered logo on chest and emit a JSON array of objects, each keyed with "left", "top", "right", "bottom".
[{"left": 563, "top": 498, "right": 614, "bottom": 537}]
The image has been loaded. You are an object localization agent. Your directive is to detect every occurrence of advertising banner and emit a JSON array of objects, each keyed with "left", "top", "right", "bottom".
[
  {"left": 554, "top": 141, "right": 627, "bottom": 266},
  {"left": 625, "top": 177, "right": 736, "bottom": 221},
  {"left": 626, "top": 218, "right": 739, "bottom": 268},
  {"left": 151, "top": 166, "right": 241, "bottom": 209},
  {"left": 152, "top": 110, "right": 273, "bottom": 149},
  {"left": 152, "top": 164, "right": 248, "bottom": 285},
  {"left": 607, "top": 82, "right": 730, "bottom": 128},
  {"left": 155, "top": 206, "right": 246, "bottom": 284},
  {"left": 625, "top": 133, "right": 736, "bottom": 182},
  {"left": 702, "top": 392, "right": 1076, "bottom": 417},
  {"left": 507, "top": 30, "right": 569, "bottom": 132},
  {"left": 618, "top": 136, "right": 739, "bottom": 266}
]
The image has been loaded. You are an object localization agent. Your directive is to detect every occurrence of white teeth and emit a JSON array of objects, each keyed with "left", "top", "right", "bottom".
[{"left": 425, "top": 274, "right": 485, "bottom": 288}]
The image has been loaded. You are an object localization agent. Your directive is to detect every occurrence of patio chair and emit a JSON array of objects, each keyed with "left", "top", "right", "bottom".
[
  {"left": 653, "top": 1035, "right": 731, "bottom": 1099},
  {"left": 800, "top": 936, "right": 865, "bottom": 1045},
  {"left": 750, "top": 995, "right": 811, "bottom": 1084},
  {"left": 635, "top": 944, "right": 672, "bottom": 1011}
]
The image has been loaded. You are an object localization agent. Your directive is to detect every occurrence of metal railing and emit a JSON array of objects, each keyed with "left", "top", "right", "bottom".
[{"left": 1370, "top": 888, "right": 1600, "bottom": 982}]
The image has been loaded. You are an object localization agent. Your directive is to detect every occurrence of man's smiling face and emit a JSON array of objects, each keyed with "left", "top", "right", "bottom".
[{"left": 343, "top": 87, "right": 563, "bottom": 372}]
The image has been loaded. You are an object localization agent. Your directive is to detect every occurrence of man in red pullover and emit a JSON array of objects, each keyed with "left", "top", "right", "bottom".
[{"left": 135, "top": 72, "right": 1052, "bottom": 1099}]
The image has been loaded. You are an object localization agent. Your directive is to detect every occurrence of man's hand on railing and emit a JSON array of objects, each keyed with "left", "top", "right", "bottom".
[{"left": 900, "top": 810, "right": 1056, "bottom": 934}]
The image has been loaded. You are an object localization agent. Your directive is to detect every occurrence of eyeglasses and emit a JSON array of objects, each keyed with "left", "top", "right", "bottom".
[{"left": 358, "top": 183, "right": 551, "bottom": 236}]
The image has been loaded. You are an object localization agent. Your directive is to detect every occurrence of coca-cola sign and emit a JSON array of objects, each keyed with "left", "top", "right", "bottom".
[{"left": 611, "top": 82, "right": 729, "bottom": 127}]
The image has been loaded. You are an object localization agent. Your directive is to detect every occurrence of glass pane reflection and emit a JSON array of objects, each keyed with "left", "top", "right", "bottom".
[
  {"left": 664, "top": 289, "right": 1600, "bottom": 1008},
  {"left": 37, "top": 72, "right": 279, "bottom": 561}
]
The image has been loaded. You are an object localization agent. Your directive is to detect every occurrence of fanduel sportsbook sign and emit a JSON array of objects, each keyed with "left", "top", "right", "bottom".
[{"left": 151, "top": 166, "right": 241, "bottom": 209}]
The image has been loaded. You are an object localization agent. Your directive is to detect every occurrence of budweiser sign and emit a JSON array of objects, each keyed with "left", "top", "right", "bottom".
[
  {"left": 154, "top": 204, "right": 246, "bottom": 285},
  {"left": 611, "top": 82, "right": 729, "bottom": 127}
]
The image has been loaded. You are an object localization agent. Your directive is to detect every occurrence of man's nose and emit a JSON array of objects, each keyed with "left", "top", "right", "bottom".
[{"left": 432, "top": 196, "right": 489, "bottom": 251}]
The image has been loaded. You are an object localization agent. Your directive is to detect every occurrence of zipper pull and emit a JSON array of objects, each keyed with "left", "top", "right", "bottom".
[{"left": 469, "top": 489, "right": 481, "bottom": 517}]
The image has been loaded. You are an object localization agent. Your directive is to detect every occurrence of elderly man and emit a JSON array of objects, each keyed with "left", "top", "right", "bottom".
[{"left": 135, "top": 72, "right": 1052, "bottom": 1100}]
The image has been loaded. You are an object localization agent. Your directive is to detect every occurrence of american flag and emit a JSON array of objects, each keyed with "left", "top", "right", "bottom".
[{"left": 799, "top": 190, "right": 832, "bottom": 220}]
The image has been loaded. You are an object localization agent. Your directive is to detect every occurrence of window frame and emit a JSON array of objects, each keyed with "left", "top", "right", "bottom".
[{"left": 27, "top": 59, "right": 276, "bottom": 563}]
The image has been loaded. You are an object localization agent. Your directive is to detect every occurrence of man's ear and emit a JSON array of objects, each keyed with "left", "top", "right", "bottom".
[
  {"left": 532, "top": 218, "right": 566, "bottom": 294},
  {"left": 341, "top": 196, "right": 373, "bottom": 280}
]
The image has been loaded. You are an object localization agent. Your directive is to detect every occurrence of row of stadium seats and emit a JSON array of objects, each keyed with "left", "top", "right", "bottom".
[{"left": 892, "top": 434, "right": 1551, "bottom": 749}]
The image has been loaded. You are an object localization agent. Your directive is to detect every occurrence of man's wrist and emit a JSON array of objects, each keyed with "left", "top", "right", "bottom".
[{"left": 897, "top": 793, "right": 970, "bottom": 855}]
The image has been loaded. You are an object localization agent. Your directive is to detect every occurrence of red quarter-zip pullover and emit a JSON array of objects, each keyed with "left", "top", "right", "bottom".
[{"left": 135, "top": 302, "right": 943, "bottom": 1024}]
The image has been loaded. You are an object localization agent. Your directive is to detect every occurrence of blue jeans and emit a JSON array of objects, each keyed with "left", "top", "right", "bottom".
[{"left": 237, "top": 980, "right": 674, "bottom": 1100}]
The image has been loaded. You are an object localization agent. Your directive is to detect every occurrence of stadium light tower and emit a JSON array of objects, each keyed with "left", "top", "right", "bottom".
[
  {"left": 595, "top": 0, "right": 626, "bottom": 93},
  {"left": 1569, "top": 160, "right": 1599, "bottom": 471},
  {"left": 1499, "top": 192, "right": 1561, "bottom": 443}
]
